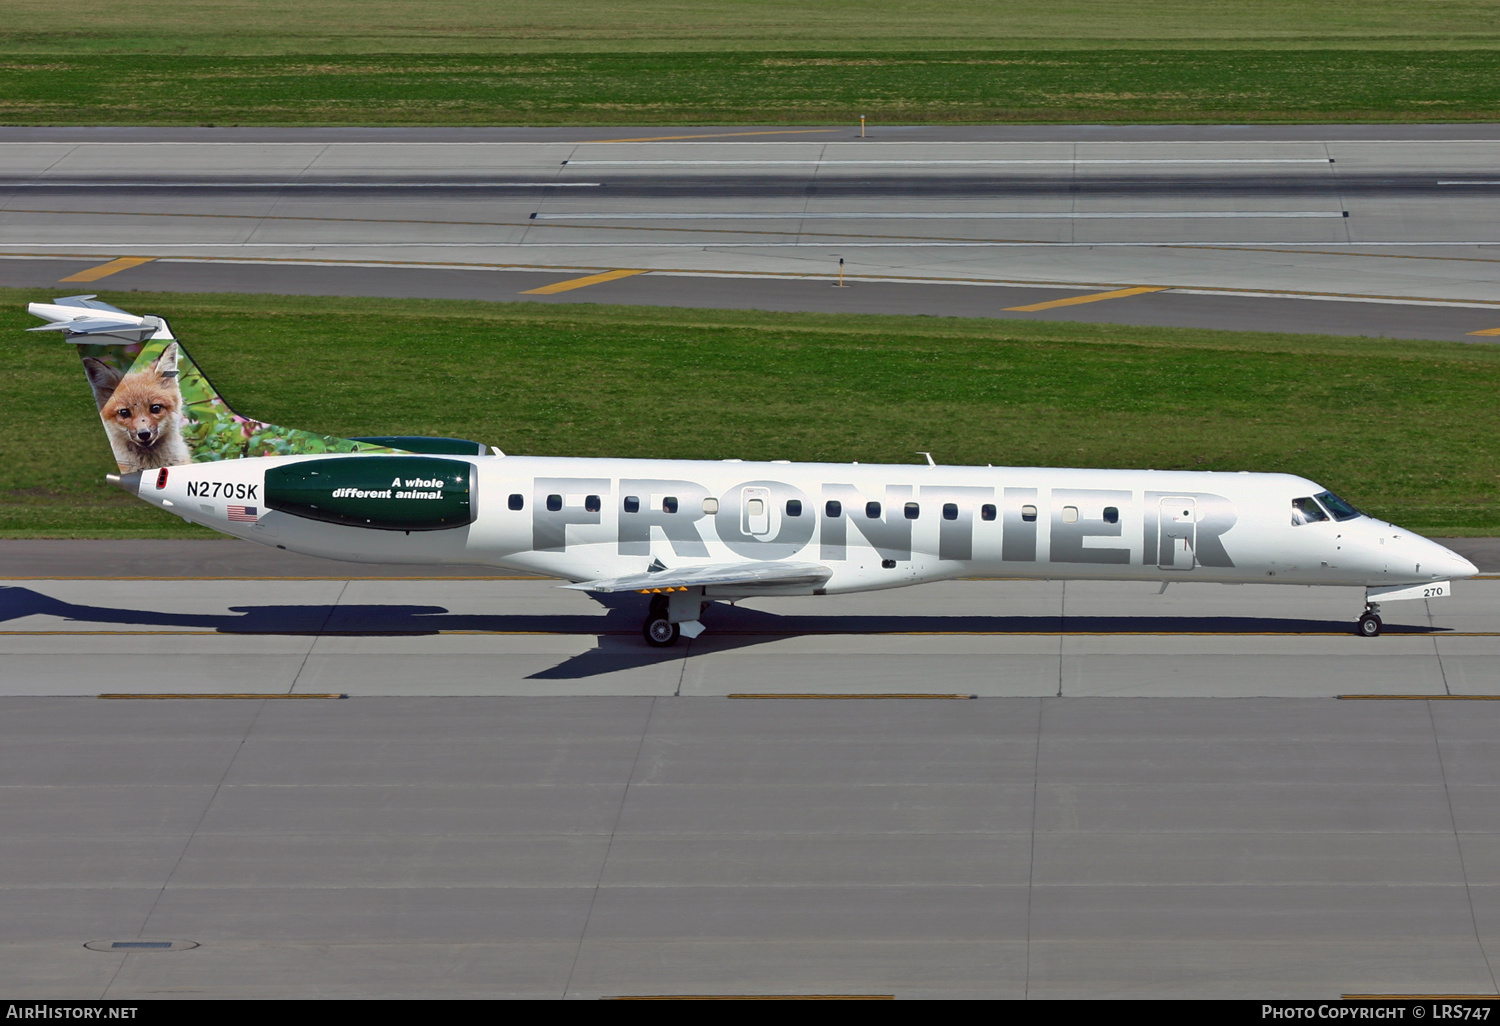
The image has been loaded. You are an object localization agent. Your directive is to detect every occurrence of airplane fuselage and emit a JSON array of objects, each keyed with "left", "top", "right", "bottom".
[{"left": 131, "top": 453, "right": 1474, "bottom": 595}]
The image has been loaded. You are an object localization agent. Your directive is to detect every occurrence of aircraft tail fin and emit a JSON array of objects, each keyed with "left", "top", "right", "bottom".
[{"left": 29, "top": 296, "right": 392, "bottom": 475}]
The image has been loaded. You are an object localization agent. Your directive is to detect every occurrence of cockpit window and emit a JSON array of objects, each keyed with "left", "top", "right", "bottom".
[
  {"left": 1290, "top": 496, "right": 1330, "bottom": 525},
  {"left": 1314, "top": 490, "right": 1363, "bottom": 522}
]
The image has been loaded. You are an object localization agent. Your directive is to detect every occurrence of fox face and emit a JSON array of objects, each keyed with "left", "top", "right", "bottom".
[{"left": 96, "top": 343, "right": 192, "bottom": 472}]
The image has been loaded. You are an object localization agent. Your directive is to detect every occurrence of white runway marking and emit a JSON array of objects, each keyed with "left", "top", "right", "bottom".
[{"left": 530, "top": 211, "right": 1350, "bottom": 220}]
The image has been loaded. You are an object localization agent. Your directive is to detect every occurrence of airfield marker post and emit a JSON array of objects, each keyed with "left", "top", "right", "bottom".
[{"left": 860, "top": 115, "right": 866, "bottom": 138}]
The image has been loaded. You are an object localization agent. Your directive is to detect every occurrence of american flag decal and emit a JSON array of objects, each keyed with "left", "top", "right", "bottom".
[{"left": 227, "top": 505, "right": 259, "bottom": 523}]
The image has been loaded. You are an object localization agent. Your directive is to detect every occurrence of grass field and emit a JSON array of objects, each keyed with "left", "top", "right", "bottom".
[
  {"left": 1, "top": 288, "right": 1494, "bottom": 538},
  {"left": 9, "top": 2, "right": 1500, "bottom": 55},
  {"left": 8, "top": 51, "right": 1500, "bottom": 125},
  {"left": 5, "top": 1, "right": 1500, "bottom": 123}
]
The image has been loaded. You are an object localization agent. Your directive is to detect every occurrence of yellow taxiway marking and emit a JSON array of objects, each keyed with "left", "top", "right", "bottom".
[
  {"left": 521, "top": 268, "right": 649, "bottom": 294},
  {"left": 1005, "top": 285, "right": 1170, "bottom": 312},
  {"left": 1344, "top": 995, "right": 1500, "bottom": 1000},
  {"left": 57, "top": 256, "right": 155, "bottom": 282},
  {"left": 1339, "top": 694, "right": 1500, "bottom": 701},
  {"left": 1467, "top": 326, "right": 1500, "bottom": 336},
  {"left": 99, "top": 693, "right": 346, "bottom": 700},
  {"left": 587, "top": 129, "right": 839, "bottom": 144},
  {"left": 12, "top": 239, "right": 1500, "bottom": 309}
]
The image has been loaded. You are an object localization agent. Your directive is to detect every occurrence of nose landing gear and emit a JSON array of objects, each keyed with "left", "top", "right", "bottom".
[{"left": 1356, "top": 602, "right": 1382, "bottom": 638}]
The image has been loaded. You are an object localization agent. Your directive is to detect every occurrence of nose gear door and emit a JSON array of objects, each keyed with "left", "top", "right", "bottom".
[{"left": 1158, "top": 497, "right": 1197, "bottom": 570}]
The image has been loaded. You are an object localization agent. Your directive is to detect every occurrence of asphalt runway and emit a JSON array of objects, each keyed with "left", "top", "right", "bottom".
[
  {"left": 7, "top": 125, "right": 1500, "bottom": 342},
  {"left": 3, "top": 544, "right": 1500, "bottom": 998}
]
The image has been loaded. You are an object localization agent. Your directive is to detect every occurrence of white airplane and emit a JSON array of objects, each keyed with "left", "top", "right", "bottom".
[{"left": 30, "top": 295, "right": 1478, "bottom": 644}]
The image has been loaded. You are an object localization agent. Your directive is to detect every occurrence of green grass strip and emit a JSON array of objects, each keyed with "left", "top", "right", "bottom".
[
  {"left": 8, "top": 50, "right": 1500, "bottom": 125},
  {"left": 1, "top": 287, "right": 1495, "bottom": 537}
]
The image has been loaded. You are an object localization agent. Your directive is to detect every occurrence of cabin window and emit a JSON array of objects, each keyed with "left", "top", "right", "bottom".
[
  {"left": 508, "top": 493, "right": 523, "bottom": 511},
  {"left": 786, "top": 499, "right": 803, "bottom": 517},
  {"left": 866, "top": 501, "right": 882, "bottom": 519},
  {"left": 905, "top": 502, "right": 920, "bottom": 520},
  {"left": 585, "top": 495, "right": 601, "bottom": 513},
  {"left": 1021, "top": 505, "right": 1038, "bottom": 522},
  {"left": 623, "top": 495, "right": 640, "bottom": 513},
  {"left": 663, "top": 496, "right": 679, "bottom": 514},
  {"left": 980, "top": 504, "right": 996, "bottom": 522},
  {"left": 942, "top": 502, "right": 958, "bottom": 521},
  {"left": 546, "top": 494, "right": 562, "bottom": 512},
  {"left": 825, "top": 500, "right": 842, "bottom": 518},
  {"left": 1062, "top": 506, "right": 1079, "bottom": 524},
  {"left": 1103, "top": 506, "right": 1119, "bottom": 524},
  {"left": 702, "top": 497, "right": 719, "bottom": 515},
  {"left": 748, "top": 498, "right": 765, "bottom": 516},
  {"left": 1291, "top": 496, "right": 1330, "bottom": 525}
]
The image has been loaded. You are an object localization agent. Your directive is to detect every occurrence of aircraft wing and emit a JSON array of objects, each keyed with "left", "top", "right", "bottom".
[{"left": 561, "top": 561, "right": 832, "bottom": 593}]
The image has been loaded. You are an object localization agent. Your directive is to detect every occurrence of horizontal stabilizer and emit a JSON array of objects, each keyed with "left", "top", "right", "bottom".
[
  {"left": 27, "top": 297, "right": 159, "bottom": 341},
  {"left": 562, "top": 561, "right": 832, "bottom": 594}
]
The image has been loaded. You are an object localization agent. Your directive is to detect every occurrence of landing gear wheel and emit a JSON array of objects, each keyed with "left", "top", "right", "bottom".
[
  {"left": 1357, "top": 612, "right": 1383, "bottom": 638},
  {"left": 644, "top": 615, "right": 681, "bottom": 647}
]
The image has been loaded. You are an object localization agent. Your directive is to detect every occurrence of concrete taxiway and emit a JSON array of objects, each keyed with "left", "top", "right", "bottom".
[
  {"left": 3, "top": 557, "right": 1497, "bottom": 699},
  {"left": 2, "top": 541, "right": 1500, "bottom": 998},
  {"left": 7, "top": 125, "right": 1500, "bottom": 341}
]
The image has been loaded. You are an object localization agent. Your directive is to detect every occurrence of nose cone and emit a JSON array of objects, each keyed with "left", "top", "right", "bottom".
[{"left": 1424, "top": 538, "right": 1479, "bottom": 580}]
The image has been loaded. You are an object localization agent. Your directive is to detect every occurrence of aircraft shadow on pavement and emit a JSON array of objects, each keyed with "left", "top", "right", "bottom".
[{"left": 0, "top": 586, "right": 1446, "bottom": 680}]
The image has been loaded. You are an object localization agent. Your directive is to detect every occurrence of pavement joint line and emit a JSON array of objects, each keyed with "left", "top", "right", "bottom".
[
  {"left": 521, "top": 268, "right": 649, "bottom": 294},
  {"left": 531, "top": 211, "right": 1351, "bottom": 220},
  {"left": 56, "top": 256, "right": 154, "bottom": 283},
  {"left": 11, "top": 138, "right": 1500, "bottom": 146},
  {"left": 1343, "top": 995, "right": 1500, "bottom": 1000},
  {"left": 6, "top": 250, "right": 1499, "bottom": 309},
  {"left": 604, "top": 994, "right": 893, "bottom": 999},
  {"left": 727, "top": 694, "right": 976, "bottom": 700},
  {"left": 9, "top": 182, "right": 604, "bottom": 189},
  {"left": 563, "top": 158, "right": 1336, "bottom": 167},
  {"left": 2, "top": 629, "right": 1489, "bottom": 637},
  {"left": 1005, "top": 286, "right": 1169, "bottom": 312},
  {"left": 1339, "top": 695, "right": 1500, "bottom": 700},
  {"left": 97, "top": 693, "right": 347, "bottom": 699}
]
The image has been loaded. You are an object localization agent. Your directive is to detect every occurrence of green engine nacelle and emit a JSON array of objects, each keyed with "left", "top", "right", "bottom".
[{"left": 265, "top": 456, "right": 476, "bottom": 531}]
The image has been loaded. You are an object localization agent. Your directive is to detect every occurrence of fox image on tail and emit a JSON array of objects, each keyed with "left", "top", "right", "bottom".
[
  {"left": 30, "top": 294, "right": 392, "bottom": 473},
  {"left": 83, "top": 342, "right": 191, "bottom": 473}
]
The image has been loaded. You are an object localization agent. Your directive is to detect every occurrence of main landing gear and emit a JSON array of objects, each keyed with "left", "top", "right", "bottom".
[
  {"left": 1356, "top": 602, "right": 1382, "bottom": 638},
  {"left": 641, "top": 590, "right": 710, "bottom": 647},
  {"left": 643, "top": 595, "right": 680, "bottom": 647}
]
